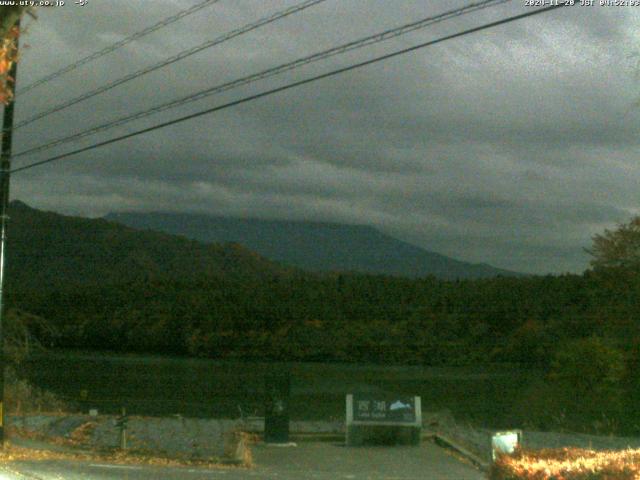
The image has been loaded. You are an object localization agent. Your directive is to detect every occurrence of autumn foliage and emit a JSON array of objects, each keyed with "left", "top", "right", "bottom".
[
  {"left": 0, "top": 24, "right": 19, "bottom": 104},
  {"left": 489, "top": 448, "right": 640, "bottom": 480}
]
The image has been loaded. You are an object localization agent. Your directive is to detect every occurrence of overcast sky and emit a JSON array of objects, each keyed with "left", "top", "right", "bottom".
[{"left": 7, "top": 0, "right": 640, "bottom": 274}]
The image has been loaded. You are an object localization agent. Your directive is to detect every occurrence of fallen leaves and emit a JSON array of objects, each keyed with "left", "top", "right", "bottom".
[
  {"left": 0, "top": 441, "right": 242, "bottom": 470},
  {"left": 490, "top": 447, "right": 640, "bottom": 480}
]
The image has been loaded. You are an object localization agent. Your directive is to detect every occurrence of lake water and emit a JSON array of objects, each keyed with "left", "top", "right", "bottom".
[{"left": 20, "top": 351, "right": 537, "bottom": 428}]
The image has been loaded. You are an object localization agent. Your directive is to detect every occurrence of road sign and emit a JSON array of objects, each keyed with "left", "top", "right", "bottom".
[
  {"left": 346, "top": 394, "right": 421, "bottom": 445},
  {"left": 350, "top": 396, "right": 418, "bottom": 423}
]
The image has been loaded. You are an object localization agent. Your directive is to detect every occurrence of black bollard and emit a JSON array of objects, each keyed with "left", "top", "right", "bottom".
[{"left": 264, "top": 370, "right": 290, "bottom": 443}]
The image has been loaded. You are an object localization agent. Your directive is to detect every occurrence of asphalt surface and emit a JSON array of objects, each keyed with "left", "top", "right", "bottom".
[{"left": 0, "top": 441, "right": 485, "bottom": 479}]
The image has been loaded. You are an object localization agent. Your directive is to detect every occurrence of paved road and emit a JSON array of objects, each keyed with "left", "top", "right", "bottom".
[{"left": 0, "top": 441, "right": 485, "bottom": 479}]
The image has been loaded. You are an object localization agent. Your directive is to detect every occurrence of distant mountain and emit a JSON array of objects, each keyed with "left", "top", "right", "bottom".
[
  {"left": 105, "top": 211, "right": 521, "bottom": 279},
  {"left": 6, "top": 201, "right": 287, "bottom": 291}
]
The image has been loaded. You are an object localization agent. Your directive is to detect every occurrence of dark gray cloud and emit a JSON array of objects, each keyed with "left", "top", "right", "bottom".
[{"left": 8, "top": 0, "right": 640, "bottom": 274}]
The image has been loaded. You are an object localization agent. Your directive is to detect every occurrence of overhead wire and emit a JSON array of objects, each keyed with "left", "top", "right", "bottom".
[
  {"left": 16, "top": 0, "right": 223, "bottom": 96},
  {"left": 13, "top": 0, "right": 328, "bottom": 130},
  {"left": 13, "top": 0, "right": 512, "bottom": 160},
  {"left": 11, "top": 3, "right": 571, "bottom": 174}
]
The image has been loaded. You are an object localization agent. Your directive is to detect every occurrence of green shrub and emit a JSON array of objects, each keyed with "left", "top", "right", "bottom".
[
  {"left": 549, "top": 337, "right": 625, "bottom": 392},
  {"left": 547, "top": 337, "right": 625, "bottom": 432},
  {"left": 512, "top": 337, "right": 627, "bottom": 433}
]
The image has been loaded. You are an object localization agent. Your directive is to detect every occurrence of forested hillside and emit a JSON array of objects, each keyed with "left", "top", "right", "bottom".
[
  {"left": 4, "top": 201, "right": 637, "bottom": 365},
  {"left": 6, "top": 200, "right": 290, "bottom": 288}
]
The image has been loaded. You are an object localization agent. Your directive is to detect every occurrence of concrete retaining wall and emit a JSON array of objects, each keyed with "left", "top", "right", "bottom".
[{"left": 9, "top": 414, "right": 243, "bottom": 460}]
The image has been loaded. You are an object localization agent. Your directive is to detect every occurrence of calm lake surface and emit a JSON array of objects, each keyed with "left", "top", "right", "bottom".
[{"left": 20, "top": 351, "right": 537, "bottom": 428}]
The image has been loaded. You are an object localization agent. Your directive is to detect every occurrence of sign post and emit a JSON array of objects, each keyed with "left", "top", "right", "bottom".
[{"left": 117, "top": 407, "right": 128, "bottom": 450}]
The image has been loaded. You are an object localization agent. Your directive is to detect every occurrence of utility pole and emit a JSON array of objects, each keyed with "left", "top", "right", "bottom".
[{"left": 0, "top": 19, "right": 20, "bottom": 447}]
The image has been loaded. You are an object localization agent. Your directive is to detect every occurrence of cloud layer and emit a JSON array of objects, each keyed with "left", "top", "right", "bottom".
[{"left": 9, "top": 0, "right": 640, "bottom": 274}]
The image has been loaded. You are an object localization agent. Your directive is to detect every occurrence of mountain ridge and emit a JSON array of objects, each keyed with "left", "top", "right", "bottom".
[{"left": 105, "top": 211, "right": 522, "bottom": 279}]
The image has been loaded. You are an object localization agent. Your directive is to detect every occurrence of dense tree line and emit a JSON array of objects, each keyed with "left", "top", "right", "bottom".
[{"left": 7, "top": 268, "right": 638, "bottom": 368}]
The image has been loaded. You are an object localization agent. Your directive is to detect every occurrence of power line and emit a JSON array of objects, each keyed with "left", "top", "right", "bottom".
[
  {"left": 13, "top": 0, "right": 511, "bottom": 159},
  {"left": 11, "top": 3, "right": 570, "bottom": 175},
  {"left": 14, "top": 0, "right": 328, "bottom": 130},
  {"left": 16, "top": 0, "right": 222, "bottom": 96}
]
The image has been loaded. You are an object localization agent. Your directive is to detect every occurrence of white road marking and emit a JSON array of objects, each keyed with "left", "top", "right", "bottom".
[
  {"left": 88, "top": 464, "right": 142, "bottom": 470},
  {"left": 186, "top": 469, "right": 227, "bottom": 474}
]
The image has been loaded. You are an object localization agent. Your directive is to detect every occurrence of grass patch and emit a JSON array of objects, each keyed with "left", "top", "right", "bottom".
[{"left": 489, "top": 447, "right": 640, "bottom": 479}]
